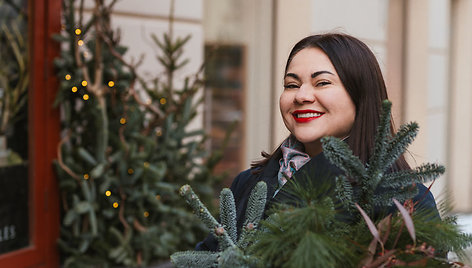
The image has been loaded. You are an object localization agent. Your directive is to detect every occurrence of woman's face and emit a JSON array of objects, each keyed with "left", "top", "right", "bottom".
[{"left": 279, "top": 47, "right": 356, "bottom": 156}]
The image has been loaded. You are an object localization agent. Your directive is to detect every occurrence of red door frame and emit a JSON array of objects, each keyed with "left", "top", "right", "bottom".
[{"left": 0, "top": 0, "right": 61, "bottom": 266}]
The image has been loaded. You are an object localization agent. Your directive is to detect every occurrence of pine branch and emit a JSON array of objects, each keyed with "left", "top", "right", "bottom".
[
  {"left": 173, "top": 183, "right": 267, "bottom": 267},
  {"left": 334, "top": 175, "right": 356, "bottom": 212},
  {"left": 179, "top": 185, "right": 235, "bottom": 250},
  {"left": 321, "top": 136, "right": 366, "bottom": 182},
  {"left": 238, "top": 181, "right": 267, "bottom": 249},
  {"left": 367, "top": 100, "right": 392, "bottom": 181},
  {"left": 242, "top": 181, "right": 267, "bottom": 229},
  {"left": 171, "top": 251, "right": 219, "bottom": 268},
  {"left": 220, "top": 188, "right": 237, "bottom": 243},
  {"left": 384, "top": 122, "right": 418, "bottom": 169}
]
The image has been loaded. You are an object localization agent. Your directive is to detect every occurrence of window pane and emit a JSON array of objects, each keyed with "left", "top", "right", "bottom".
[
  {"left": 204, "top": 45, "right": 245, "bottom": 182},
  {"left": 0, "top": 0, "right": 29, "bottom": 254}
]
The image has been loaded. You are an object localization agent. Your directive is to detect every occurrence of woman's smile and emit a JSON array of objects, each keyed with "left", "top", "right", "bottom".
[{"left": 292, "top": 109, "right": 324, "bottom": 123}]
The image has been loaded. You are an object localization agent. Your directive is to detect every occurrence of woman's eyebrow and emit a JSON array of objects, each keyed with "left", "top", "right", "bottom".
[
  {"left": 311, "top": 70, "right": 334, "bottom": 78},
  {"left": 284, "top": 73, "right": 300, "bottom": 80}
]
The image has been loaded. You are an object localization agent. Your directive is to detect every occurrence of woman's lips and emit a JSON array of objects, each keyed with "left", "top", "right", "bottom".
[{"left": 292, "top": 109, "right": 324, "bottom": 123}]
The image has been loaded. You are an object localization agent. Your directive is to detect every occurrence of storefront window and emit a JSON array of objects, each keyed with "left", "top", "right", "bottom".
[{"left": 0, "top": 0, "right": 29, "bottom": 254}]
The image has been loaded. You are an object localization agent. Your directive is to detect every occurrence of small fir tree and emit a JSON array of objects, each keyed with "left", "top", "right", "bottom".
[{"left": 54, "top": 0, "right": 223, "bottom": 266}]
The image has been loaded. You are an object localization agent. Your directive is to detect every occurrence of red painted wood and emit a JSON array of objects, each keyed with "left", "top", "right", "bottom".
[{"left": 0, "top": 0, "right": 61, "bottom": 266}]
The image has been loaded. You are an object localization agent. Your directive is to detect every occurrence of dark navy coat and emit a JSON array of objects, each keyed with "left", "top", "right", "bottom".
[{"left": 196, "top": 152, "right": 440, "bottom": 251}]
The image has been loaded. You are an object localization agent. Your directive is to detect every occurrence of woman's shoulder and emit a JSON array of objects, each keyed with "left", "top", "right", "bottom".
[
  {"left": 229, "top": 169, "right": 253, "bottom": 189},
  {"left": 413, "top": 183, "right": 439, "bottom": 214}
]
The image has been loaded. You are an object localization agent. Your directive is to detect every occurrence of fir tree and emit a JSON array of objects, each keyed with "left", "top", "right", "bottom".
[{"left": 54, "top": 0, "right": 224, "bottom": 266}]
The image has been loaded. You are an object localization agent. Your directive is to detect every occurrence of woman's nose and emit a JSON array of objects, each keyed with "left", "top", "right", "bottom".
[{"left": 294, "top": 84, "right": 316, "bottom": 103}]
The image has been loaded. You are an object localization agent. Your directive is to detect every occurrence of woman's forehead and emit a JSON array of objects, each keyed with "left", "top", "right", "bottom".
[{"left": 286, "top": 47, "right": 337, "bottom": 75}]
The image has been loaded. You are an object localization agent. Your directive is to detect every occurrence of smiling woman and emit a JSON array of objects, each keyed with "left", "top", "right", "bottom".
[
  {"left": 195, "top": 33, "right": 440, "bottom": 252},
  {"left": 280, "top": 47, "right": 356, "bottom": 157}
]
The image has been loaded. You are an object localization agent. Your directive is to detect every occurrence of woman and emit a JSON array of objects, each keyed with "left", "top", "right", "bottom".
[{"left": 196, "top": 33, "right": 439, "bottom": 251}]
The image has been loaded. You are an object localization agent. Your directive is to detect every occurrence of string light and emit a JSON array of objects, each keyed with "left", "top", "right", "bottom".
[
  {"left": 75, "top": 28, "right": 82, "bottom": 35},
  {"left": 105, "top": 190, "right": 111, "bottom": 197},
  {"left": 143, "top": 211, "right": 149, "bottom": 218},
  {"left": 71, "top": 86, "right": 78, "bottom": 92},
  {"left": 159, "top": 98, "right": 167, "bottom": 105},
  {"left": 83, "top": 174, "right": 89, "bottom": 180},
  {"left": 119, "top": 117, "right": 126, "bottom": 124},
  {"left": 155, "top": 195, "right": 161, "bottom": 201},
  {"left": 128, "top": 168, "right": 134, "bottom": 175},
  {"left": 143, "top": 162, "right": 150, "bottom": 168},
  {"left": 83, "top": 94, "right": 90, "bottom": 101},
  {"left": 65, "top": 74, "right": 71, "bottom": 80},
  {"left": 156, "top": 130, "right": 162, "bottom": 137},
  {"left": 81, "top": 80, "right": 88, "bottom": 87},
  {"left": 108, "top": 81, "right": 115, "bottom": 87},
  {"left": 113, "top": 202, "right": 119, "bottom": 208},
  {"left": 78, "top": 40, "right": 84, "bottom": 46}
]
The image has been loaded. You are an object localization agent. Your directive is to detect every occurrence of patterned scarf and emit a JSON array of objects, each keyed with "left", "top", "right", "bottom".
[{"left": 277, "top": 136, "right": 311, "bottom": 191}]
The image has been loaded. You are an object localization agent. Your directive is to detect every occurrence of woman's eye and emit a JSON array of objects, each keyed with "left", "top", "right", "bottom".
[
  {"left": 316, "top": 81, "right": 331, "bottom": 87},
  {"left": 284, "top": 84, "right": 299, "bottom": 89}
]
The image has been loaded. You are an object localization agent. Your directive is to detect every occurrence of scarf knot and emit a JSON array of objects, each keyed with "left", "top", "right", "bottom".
[{"left": 277, "top": 136, "right": 311, "bottom": 188}]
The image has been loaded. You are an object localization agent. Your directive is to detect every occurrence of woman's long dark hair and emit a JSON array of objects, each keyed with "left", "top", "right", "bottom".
[{"left": 252, "top": 33, "right": 410, "bottom": 172}]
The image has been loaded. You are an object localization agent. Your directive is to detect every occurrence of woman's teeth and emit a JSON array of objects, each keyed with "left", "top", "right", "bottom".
[{"left": 296, "top": 113, "right": 322, "bottom": 118}]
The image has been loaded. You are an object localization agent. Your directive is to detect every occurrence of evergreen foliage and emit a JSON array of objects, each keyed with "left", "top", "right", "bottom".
[
  {"left": 53, "top": 0, "right": 223, "bottom": 266},
  {"left": 321, "top": 100, "right": 444, "bottom": 214},
  {"left": 171, "top": 182, "right": 267, "bottom": 267},
  {"left": 173, "top": 99, "right": 472, "bottom": 267}
]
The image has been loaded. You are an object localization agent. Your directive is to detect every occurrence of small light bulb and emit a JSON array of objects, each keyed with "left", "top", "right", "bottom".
[
  {"left": 120, "top": 117, "right": 126, "bottom": 124},
  {"left": 71, "top": 86, "right": 78, "bottom": 92},
  {"left": 81, "top": 80, "right": 88, "bottom": 87},
  {"left": 105, "top": 190, "right": 111, "bottom": 196},
  {"left": 159, "top": 98, "right": 167, "bottom": 105},
  {"left": 108, "top": 81, "right": 115, "bottom": 87},
  {"left": 83, "top": 94, "right": 89, "bottom": 101},
  {"left": 143, "top": 162, "right": 150, "bottom": 168},
  {"left": 144, "top": 211, "right": 149, "bottom": 217},
  {"left": 83, "top": 174, "right": 89, "bottom": 180},
  {"left": 78, "top": 40, "right": 84, "bottom": 46},
  {"left": 128, "top": 168, "right": 134, "bottom": 175},
  {"left": 75, "top": 28, "right": 82, "bottom": 35},
  {"left": 113, "top": 202, "right": 119, "bottom": 208},
  {"left": 65, "top": 74, "right": 71, "bottom": 80},
  {"left": 155, "top": 195, "right": 161, "bottom": 201}
]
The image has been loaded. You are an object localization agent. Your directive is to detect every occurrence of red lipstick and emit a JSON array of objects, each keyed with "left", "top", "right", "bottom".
[{"left": 292, "top": 109, "right": 324, "bottom": 123}]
